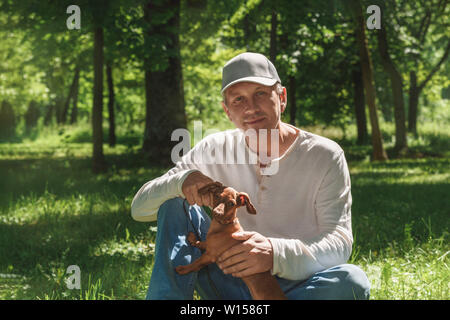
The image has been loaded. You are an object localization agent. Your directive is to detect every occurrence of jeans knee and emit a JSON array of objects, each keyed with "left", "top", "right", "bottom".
[
  {"left": 157, "top": 197, "right": 209, "bottom": 236},
  {"left": 159, "top": 197, "right": 186, "bottom": 216},
  {"left": 339, "top": 264, "right": 370, "bottom": 300},
  {"left": 156, "top": 197, "right": 188, "bottom": 227}
]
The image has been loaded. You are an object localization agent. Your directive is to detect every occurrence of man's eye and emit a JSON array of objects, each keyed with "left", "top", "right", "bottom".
[
  {"left": 233, "top": 96, "right": 243, "bottom": 103},
  {"left": 256, "top": 91, "right": 265, "bottom": 95},
  {"left": 227, "top": 201, "right": 235, "bottom": 207}
]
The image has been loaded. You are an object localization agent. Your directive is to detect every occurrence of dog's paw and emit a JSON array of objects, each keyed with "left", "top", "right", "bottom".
[
  {"left": 175, "top": 265, "right": 184, "bottom": 274},
  {"left": 175, "top": 265, "right": 189, "bottom": 275},
  {"left": 187, "top": 232, "right": 198, "bottom": 246}
]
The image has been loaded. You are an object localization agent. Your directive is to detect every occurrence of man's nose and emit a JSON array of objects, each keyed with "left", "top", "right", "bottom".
[{"left": 242, "top": 97, "right": 259, "bottom": 113}]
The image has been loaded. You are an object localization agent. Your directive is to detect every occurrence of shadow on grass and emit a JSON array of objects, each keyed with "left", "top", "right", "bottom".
[
  {"left": 0, "top": 203, "right": 156, "bottom": 273},
  {"left": 0, "top": 150, "right": 169, "bottom": 211},
  {"left": 0, "top": 150, "right": 165, "bottom": 298},
  {"left": 351, "top": 181, "right": 449, "bottom": 257},
  {"left": 0, "top": 201, "right": 157, "bottom": 299},
  {"left": 1, "top": 140, "right": 449, "bottom": 298},
  {"left": 2, "top": 151, "right": 449, "bottom": 255}
]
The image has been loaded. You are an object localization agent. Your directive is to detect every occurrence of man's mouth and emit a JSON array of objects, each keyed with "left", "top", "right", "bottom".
[{"left": 245, "top": 117, "right": 265, "bottom": 125}]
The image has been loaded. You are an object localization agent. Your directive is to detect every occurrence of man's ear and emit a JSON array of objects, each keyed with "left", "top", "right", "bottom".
[
  {"left": 221, "top": 101, "right": 232, "bottom": 122},
  {"left": 280, "top": 86, "right": 287, "bottom": 113}
]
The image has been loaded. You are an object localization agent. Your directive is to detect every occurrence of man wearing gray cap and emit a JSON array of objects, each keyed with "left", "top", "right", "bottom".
[{"left": 131, "top": 52, "right": 370, "bottom": 300}]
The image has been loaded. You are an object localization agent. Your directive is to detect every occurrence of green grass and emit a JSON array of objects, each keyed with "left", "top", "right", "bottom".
[
  {"left": 349, "top": 158, "right": 449, "bottom": 299},
  {"left": 0, "top": 122, "right": 448, "bottom": 299}
]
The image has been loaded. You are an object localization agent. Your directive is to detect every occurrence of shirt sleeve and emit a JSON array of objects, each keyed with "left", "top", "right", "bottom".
[
  {"left": 268, "top": 151, "right": 353, "bottom": 281},
  {"left": 130, "top": 145, "right": 204, "bottom": 222}
]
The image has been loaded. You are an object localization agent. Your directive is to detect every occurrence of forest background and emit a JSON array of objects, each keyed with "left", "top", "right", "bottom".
[{"left": 0, "top": 0, "right": 448, "bottom": 300}]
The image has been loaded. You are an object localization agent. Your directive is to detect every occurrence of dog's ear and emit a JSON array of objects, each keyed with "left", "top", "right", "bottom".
[
  {"left": 198, "top": 181, "right": 223, "bottom": 195},
  {"left": 237, "top": 193, "right": 257, "bottom": 215}
]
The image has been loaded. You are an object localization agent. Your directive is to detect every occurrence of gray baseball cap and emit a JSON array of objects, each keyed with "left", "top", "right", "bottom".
[{"left": 221, "top": 52, "right": 281, "bottom": 95}]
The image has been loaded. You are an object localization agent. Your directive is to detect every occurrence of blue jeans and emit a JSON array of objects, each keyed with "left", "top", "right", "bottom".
[{"left": 146, "top": 197, "right": 370, "bottom": 300}]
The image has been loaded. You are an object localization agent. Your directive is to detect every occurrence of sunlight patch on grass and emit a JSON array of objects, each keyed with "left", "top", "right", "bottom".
[
  {"left": 362, "top": 240, "right": 449, "bottom": 299},
  {"left": 1, "top": 122, "right": 448, "bottom": 299}
]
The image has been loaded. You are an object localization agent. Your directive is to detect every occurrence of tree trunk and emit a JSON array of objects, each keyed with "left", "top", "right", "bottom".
[
  {"left": 44, "top": 105, "right": 54, "bottom": 126},
  {"left": 70, "top": 68, "right": 79, "bottom": 124},
  {"left": 143, "top": 0, "right": 187, "bottom": 165},
  {"left": 0, "top": 101, "right": 15, "bottom": 138},
  {"left": 352, "top": 63, "right": 368, "bottom": 145},
  {"left": 62, "top": 67, "right": 80, "bottom": 124},
  {"left": 350, "top": 0, "right": 388, "bottom": 161},
  {"left": 55, "top": 97, "right": 64, "bottom": 124},
  {"left": 408, "top": 71, "right": 419, "bottom": 136},
  {"left": 106, "top": 64, "right": 116, "bottom": 147},
  {"left": 377, "top": 27, "right": 407, "bottom": 152},
  {"left": 288, "top": 75, "right": 296, "bottom": 126},
  {"left": 92, "top": 26, "right": 106, "bottom": 173},
  {"left": 25, "top": 100, "right": 40, "bottom": 133}
]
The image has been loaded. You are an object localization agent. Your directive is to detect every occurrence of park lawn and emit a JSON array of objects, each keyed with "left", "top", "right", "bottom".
[{"left": 0, "top": 126, "right": 448, "bottom": 300}]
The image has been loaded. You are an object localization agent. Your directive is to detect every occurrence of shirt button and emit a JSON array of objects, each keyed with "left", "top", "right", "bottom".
[{"left": 260, "top": 186, "right": 267, "bottom": 191}]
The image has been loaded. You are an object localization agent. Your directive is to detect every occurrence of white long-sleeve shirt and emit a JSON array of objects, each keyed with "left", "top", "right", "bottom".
[{"left": 131, "top": 125, "right": 353, "bottom": 281}]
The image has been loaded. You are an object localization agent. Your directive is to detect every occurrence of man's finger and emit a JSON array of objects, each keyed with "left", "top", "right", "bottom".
[
  {"left": 201, "top": 193, "right": 210, "bottom": 208},
  {"left": 223, "top": 261, "right": 250, "bottom": 276},
  {"left": 231, "top": 265, "right": 257, "bottom": 278},
  {"left": 231, "top": 231, "right": 255, "bottom": 241},
  {"left": 185, "top": 190, "right": 195, "bottom": 205},
  {"left": 204, "top": 192, "right": 213, "bottom": 208},
  {"left": 218, "top": 243, "right": 246, "bottom": 263},
  {"left": 218, "top": 251, "right": 247, "bottom": 270},
  {"left": 193, "top": 187, "right": 204, "bottom": 206},
  {"left": 183, "top": 186, "right": 195, "bottom": 205}
]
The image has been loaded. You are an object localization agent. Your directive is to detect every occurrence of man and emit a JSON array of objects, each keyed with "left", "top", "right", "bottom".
[{"left": 131, "top": 52, "right": 370, "bottom": 300}]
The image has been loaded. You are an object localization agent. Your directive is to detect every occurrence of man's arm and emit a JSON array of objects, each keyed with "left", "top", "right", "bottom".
[
  {"left": 217, "top": 151, "right": 353, "bottom": 281},
  {"left": 131, "top": 168, "right": 198, "bottom": 222},
  {"left": 131, "top": 142, "right": 214, "bottom": 222},
  {"left": 268, "top": 151, "right": 353, "bottom": 280}
]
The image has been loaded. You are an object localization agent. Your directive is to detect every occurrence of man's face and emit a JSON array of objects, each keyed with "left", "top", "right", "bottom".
[{"left": 221, "top": 82, "right": 287, "bottom": 132}]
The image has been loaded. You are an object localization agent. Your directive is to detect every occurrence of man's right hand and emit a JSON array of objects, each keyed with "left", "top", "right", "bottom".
[{"left": 182, "top": 171, "right": 215, "bottom": 207}]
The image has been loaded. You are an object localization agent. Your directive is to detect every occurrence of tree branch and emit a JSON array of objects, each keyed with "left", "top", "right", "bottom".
[
  {"left": 418, "top": 39, "right": 450, "bottom": 91},
  {"left": 418, "top": 9, "right": 432, "bottom": 45},
  {"left": 437, "top": 0, "right": 448, "bottom": 15}
]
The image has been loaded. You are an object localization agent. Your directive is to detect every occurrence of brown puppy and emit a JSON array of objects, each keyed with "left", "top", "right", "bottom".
[{"left": 175, "top": 181, "right": 286, "bottom": 300}]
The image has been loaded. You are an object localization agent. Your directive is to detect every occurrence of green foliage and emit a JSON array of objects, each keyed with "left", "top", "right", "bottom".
[
  {"left": 0, "top": 0, "right": 448, "bottom": 136},
  {"left": 0, "top": 0, "right": 449, "bottom": 299}
]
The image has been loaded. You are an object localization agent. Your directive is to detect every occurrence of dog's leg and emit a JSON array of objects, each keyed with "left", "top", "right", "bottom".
[
  {"left": 187, "top": 232, "right": 207, "bottom": 251},
  {"left": 243, "top": 272, "right": 287, "bottom": 300},
  {"left": 175, "top": 252, "right": 215, "bottom": 275}
]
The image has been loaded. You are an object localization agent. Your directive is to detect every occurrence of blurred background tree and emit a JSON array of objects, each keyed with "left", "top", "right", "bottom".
[{"left": 0, "top": 0, "right": 448, "bottom": 168}]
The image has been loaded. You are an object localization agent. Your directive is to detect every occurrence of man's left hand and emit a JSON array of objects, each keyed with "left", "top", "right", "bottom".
[{"left": 217, "top": 231, "right": 273, "bottom": 278}]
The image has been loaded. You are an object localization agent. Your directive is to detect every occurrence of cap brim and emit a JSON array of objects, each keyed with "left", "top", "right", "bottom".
[{"left": 221, "top": 77, "right": 278, "bottom": 95}]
